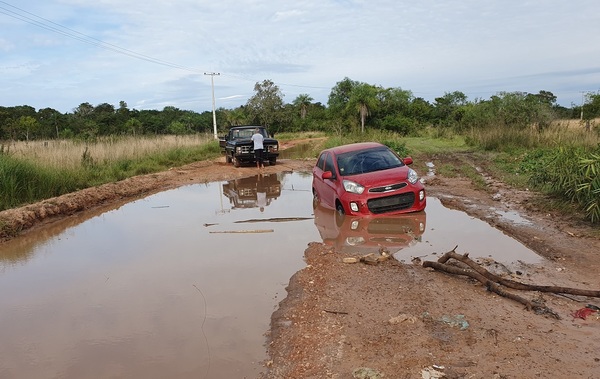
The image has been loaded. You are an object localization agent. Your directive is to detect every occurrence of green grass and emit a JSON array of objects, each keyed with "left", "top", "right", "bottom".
[
  {"left": 468, "top": 125, "right": 600, "bottom": 223},
  {"left": 318, "top": 130, "right": 469, "bottom": 155},
  {"left": 402, "top": 135, "right": 471, "bottom": 155},
  {"left": 0, "top": 140, "right": 222, "bottom": 211},
  {"left": 435, "top": 162, "right": 489, "bottom": 191},
  {"left": 0, "top": 155, "right": 83, "bottom": 210}
]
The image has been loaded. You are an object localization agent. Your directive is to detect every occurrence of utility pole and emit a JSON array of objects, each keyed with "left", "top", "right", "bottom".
[
  {"left": 204, "top": 72, "right": 220, "bottom": 139},
  {"left": 580, "top": 91, "right": 585, "bottom": 121}
]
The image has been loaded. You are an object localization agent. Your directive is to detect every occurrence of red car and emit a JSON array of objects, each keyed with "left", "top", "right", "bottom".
[{"left": 312, "top": 142, "right": 426, "bottom": 216}]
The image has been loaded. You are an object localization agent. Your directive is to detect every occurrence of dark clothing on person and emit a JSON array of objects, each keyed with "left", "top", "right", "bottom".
[
  {"left": 254, "top": 148, "right": 264, "bottom": 166},
  {"left": 251, "top": 129, "right": 265, "bottom": 168}
]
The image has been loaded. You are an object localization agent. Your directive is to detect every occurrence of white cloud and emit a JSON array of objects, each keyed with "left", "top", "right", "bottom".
[{"left": 1, "top": 0, "right": 600, "bottom": 112}]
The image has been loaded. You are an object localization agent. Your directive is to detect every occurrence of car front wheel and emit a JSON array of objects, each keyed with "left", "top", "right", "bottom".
[
  {"left": 312, "top": 189, "right": 319, "bottom": 209},
  {"left": 335, "top": 202, "right": 345, "bottom": 227}
]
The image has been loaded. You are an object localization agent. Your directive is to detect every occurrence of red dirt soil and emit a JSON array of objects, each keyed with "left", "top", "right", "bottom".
[{"left": 1, "top": 145, "right": 599, "bottom": 379}]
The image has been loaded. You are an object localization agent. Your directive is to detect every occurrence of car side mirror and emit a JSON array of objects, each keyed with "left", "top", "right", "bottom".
[
  {"left": 322, "top": 171, "right": 333, "bottom": 180},
  {"left": 402, "top": 157, "right": 413, "bottom": 165}
]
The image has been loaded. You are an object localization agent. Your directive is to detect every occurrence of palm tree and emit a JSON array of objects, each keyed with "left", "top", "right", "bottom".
[
  {"left": 293, "top": 94, "right": 313, "bottom": 119},
  {"left": 347, "top": 84, "right": 379, "bottom": 133}
]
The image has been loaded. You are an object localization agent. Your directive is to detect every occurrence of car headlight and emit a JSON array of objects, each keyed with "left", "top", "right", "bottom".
[
  {"left": 346, "top": 236, "right": 365, "bottom": 246},
  {"left": 343, "top": 180, "right": 364, "bottom": 194},
  {"left": 407, "top": 168, "right": 419, "bottom": 184}
]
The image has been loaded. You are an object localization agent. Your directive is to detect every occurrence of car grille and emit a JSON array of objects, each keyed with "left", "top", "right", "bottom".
[
  {"left": 367, "top": 192, "right": 415, "bottom": 214},
  {"left": 244, "top": 145, "right": 277, "bottom": 154},
  {"left": 369, "top": 182, "right": 407, "bottom": 193}
]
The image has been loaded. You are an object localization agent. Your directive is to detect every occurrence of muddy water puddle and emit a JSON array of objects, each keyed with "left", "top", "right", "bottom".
[
  {"left": 0, "top": 171, "right": 543, "bottom": 378},
  {"left": 394, "top": 197, "right": 541, "bottom": 266}
]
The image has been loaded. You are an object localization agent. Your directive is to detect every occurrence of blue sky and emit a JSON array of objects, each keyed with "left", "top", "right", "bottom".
[{"left": 1, "top": 0, "right": 599, "bottom": 113}]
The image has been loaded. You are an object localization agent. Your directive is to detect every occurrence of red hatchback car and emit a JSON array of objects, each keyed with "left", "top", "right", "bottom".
[{"left": 312, "top": 142, "right": 426, "bottom": 216}]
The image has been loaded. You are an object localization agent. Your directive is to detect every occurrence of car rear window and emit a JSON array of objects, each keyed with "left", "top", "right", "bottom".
[{"left": 337, "top": 147, "right": 403, "bottom": 176}]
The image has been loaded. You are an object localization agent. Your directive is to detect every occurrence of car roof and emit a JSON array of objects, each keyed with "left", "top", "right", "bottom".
[
  {"left": 230, "top": 125, "right": 263, "bottom": 130},
  {"left": 323, "top": 142, "right": 387, "bottom": 155}
]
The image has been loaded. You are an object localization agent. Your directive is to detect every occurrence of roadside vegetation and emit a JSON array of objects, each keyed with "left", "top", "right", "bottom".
[
  {"left": 1, "top": 78, "right": 600, "bottom": 222},
  {"left": 0, "top": 135, "right": 220, "bottom": 211}
]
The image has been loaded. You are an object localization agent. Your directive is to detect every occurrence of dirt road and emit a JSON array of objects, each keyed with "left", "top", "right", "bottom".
[{"left": 1, "top": 148, "right": 599, "bottom": 378}]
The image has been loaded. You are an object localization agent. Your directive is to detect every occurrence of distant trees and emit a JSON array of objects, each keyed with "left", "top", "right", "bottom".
[
  {"left": 433, "top": 91, "right": 468, "bottom": 127},
  {"left": 582, "top": 92, "right": 600, "bottom": 121},
  {"left": 0, "top": 77, "right": 587, "bottom": 142},
  {"left": 246, "top": 79, "right": 285, "bottom": 132},
  {"left": 458, "top": 91, "right": 559, "bottom": 133},
  {"left": 328, "top": 77, "right": 359, "bottom": 117}
]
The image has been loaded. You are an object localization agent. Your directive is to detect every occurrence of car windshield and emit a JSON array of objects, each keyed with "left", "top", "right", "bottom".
[
  {"left": 232, "top": 129, "right": 256, "bottom": 139},
  {"left": 336, "top": 147, "right": 403, "bottom": 176}
]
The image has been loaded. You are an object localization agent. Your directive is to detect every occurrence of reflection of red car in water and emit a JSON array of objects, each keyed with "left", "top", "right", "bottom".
[{"left": 313, "top": 204, "right": 426, "bottom": 255}]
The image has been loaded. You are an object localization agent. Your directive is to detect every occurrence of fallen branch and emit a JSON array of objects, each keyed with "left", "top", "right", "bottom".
[
  {"left": 437, "top": 250, "right": 600, "bottom": 298},
  {"left": 421, "top": 246, "right": 599, "bottom": 317},
  {"left": 324, "top": 309, "right": 349, "bottom": 315},
  {"left": 234, "top": 217, "right": 313, "bottom": 223},
  {"left": 423, "top": 260, "right": 538, "bottom": 311},
  {"left": 209, "top": 229, "right": 274, "bottom": 234}
]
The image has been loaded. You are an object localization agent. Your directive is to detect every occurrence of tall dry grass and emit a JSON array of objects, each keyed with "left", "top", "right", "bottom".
[
  {"left": 1, "top": 134, "right": 215, "bottom": 170},
  {"left": 551, "top": 117, "right": 599, "bottom": 130},
  {"left": 471, "top": 121, "right": 600, "bottom": 152},
  {"left": 0, "top": 134, "right": 220, "bottom": 211}
]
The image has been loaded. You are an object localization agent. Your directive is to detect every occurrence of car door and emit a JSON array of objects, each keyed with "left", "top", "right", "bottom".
[
  {"left": 314, "top": 152, "right": 339, "bottom": 209},
  {"left": 312, "top": 152, "right": 327, "bottom": 202},
  {"left": 313, "top": 152, "right": 333, "bottom": 207},
  {"left": 322, "top": 152, "right": 340, "bottom": 208}
]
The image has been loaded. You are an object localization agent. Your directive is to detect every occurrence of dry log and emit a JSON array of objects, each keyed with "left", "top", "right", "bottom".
[
  {"left": 234, "top": 217, "right": 313, "bottom": 223},
  {"left": 438, "top": 250, "right": 600, "bottom": 298},
  {"left": 421, "top": 246, "right": 583, "bottom": 317},
  {"left": 422, "top": 260, "right": 536, "bottom": 311},
  {"left": 208, "top": 229, "right": 274, "bottom": 234}
]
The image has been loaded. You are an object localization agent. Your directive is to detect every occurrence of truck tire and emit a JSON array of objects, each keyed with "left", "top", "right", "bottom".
[
  {"left": 269, "top": 158, "right": 276, "bottom": 166},
  {"left": 233, "top": 156, "right": 240, "bottom": 168},
  {"left": 226, "top": 153, "right": 232, "bottom": 163}
]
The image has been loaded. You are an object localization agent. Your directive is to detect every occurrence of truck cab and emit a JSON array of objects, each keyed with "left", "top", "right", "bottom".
[{"left": 219, "top": 126, "right": 279, "bottom": 167}]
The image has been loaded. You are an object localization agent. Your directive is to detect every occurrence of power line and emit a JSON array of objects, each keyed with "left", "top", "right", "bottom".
[
  {"left": 0, "top": 0, "right": 332, "bottom": 102},
  {"left": 0, "top": 1, "right": 205, "bottom": 74}
]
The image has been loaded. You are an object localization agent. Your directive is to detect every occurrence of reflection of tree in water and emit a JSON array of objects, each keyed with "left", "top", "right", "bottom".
[
  {"left": 0, "top": 209, "right": 106, "bottom": 267},
  {"left": 222, "top": 173, "right": 281, "bottom": 210}
]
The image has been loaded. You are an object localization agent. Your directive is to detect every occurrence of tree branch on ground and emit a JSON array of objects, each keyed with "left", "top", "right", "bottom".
[{"left": 422, "top": 246, "right": 600, "bottom": 318}]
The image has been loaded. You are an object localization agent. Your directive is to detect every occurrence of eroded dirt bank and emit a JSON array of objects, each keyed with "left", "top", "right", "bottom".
[{"left": 1, "top": 150, "right": 599, "bottom": 378}]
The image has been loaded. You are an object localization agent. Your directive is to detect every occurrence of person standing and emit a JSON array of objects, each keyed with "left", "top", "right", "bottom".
[{"left": 251, "top": 128, "right": 265, "bottom": 169}]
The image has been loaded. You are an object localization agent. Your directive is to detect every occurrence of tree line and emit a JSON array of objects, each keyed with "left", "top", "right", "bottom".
[{"left": 1, "top": 77, "right": 599, "bottom": 141}]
